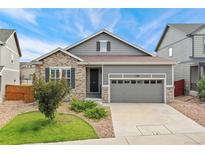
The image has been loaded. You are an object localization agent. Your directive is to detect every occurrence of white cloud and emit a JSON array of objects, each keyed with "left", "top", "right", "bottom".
[
  {"left": 0, "top": 9, "right": 38, "bottom": 25},
  {"left": 85, "top": 9, "right": 104, "bottom": 27},
  {"left": 82, "top": 9, "right": 121, "bottom": 32},
  {"left": 141, "top": 31, "right": 162, "bottom": 49},
  {"left": 134, "top": 9, "right": 183, "bottom": 51},
  {"left": 137, "top": 10, "right": 182, "bottom": 39},
  {"left": 18, "top": 35, "right": 68, "bottom": 61}
]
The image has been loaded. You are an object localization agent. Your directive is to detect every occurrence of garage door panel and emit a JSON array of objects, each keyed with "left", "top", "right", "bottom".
[{"left": 110, "top": 80, "right": 164, "bottom": 103}]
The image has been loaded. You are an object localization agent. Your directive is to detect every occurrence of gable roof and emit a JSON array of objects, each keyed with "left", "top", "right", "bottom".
[
  {"left": 0, "top": 29, "right": 22, "bottom": 57},
  {"left": 155, "top": 24, "right": 205, "bottom": 51},
  {"left": 34, "top": 47, "right": 84, "bottom": 61},
  {"left": 64, "top": 29, "right": 154, "bottom": 56}
]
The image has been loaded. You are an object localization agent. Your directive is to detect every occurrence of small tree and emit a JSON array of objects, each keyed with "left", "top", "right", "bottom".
[
  {"left": 33, "top": 75, "right": 69, "bottom": 120},
  {"left": 197, "top": 76, "right": 205, "bottom": 100}
]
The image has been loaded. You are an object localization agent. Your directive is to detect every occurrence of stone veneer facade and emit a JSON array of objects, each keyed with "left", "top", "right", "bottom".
[
  {"left": 35, "top": 51, "right": 86, "bottom": 100},
  {"left": 166, "top": 87, "right": 174, "bottom": 103},
  {"left": 102, "top": 86, "right": 109, "bottom": 103}
]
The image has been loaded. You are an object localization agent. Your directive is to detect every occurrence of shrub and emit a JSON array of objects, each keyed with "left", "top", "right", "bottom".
[
  {"left": 84, "top": 100, "right": 98, "bottom": 109},
  {"left": 70, "top": 98, "right": 97, "bottom": 112},
  {"left": 70, "top": 99, "right": 85, "bottom": 112},
  {"left": 84, "top": 107, "right": 108, "bottom": 120},
  {"left": 33, "top": 75, "right": 69, "bottom": 120},
  {"left": 197, "top": 76, "right": 205, "bottom": 100}
]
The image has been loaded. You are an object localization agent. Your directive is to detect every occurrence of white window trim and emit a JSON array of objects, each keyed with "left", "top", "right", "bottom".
[
  {"left": 99, "top": 40, "right": 108, "bottom": 52},
  {"left": 11, "top": 54, "right": 14, "bottom": 63},
  {"left": 49, "top": 67, "right": 71, "bottom": 85}
]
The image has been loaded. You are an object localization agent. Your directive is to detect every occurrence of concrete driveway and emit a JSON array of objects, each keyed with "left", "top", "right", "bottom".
[
  {"left": 110, "top": 103, "right": 205, "bottom": 137},
  {"left": 47, "top": 103, "right": 205, "bottom": 145}
]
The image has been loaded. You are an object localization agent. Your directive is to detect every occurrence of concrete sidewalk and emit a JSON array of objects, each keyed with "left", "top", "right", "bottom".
[{"left": 49, "top": 133, "right": 205, "bottom": 145}]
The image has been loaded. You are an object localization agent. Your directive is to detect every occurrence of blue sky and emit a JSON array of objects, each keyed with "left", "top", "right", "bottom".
[{"left": 1, "top": 8, "right": 205, "bottom": 61}]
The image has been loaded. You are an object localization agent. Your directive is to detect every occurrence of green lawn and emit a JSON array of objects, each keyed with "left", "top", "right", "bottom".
[{"left": 0, "top": 112, "right": 98, "bottom": 144}]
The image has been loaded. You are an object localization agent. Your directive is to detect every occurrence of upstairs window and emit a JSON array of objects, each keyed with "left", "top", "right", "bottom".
[
  {"left": 96, "top": 40, "right": 111, "bottom": 52},
  {"left": 11, "top": 54, "right": 14, "bottom": 63},
  {"left": 168, "top": 47, "right": 173, "bottom": 57}
]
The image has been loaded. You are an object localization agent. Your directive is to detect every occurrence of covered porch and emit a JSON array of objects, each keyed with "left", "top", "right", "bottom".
[
  {"left": 86, "top": 66, "right": 102, "bottom": 98},
  {"left": 190, "top": 63, "right": 205, "bottom": 91}
]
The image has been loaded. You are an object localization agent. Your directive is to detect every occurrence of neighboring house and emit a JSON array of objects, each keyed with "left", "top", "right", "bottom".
[
  {"left": 20, "top": 62, "right": 35, "bottom": 85},
  {"left": 156, "top": 24, "right": 205, "bottom": 95},
  {"left": 0, "top": 29, "right": 21, "bottom": 103},
  {"left": 34, "top": 29, "right": 175, "bottom": 103}
]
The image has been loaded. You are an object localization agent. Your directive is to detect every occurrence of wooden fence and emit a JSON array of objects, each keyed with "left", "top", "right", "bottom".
[
  {"left": 5, "top": 85, "right": 34, "bottom": 103},
  {"left": 174, "top": 79, "right": 185, "bottom": 97}
]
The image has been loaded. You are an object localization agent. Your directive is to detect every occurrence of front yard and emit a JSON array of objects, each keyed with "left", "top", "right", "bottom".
[
  {"left": 169, "top": 96, "right": 205, "bottom": 127},
  {"left": 0, "top": 101, "right": 114, "bottom": 144},
  {"left": 0, "top": 111, "right": 97, "bottom": 144}
]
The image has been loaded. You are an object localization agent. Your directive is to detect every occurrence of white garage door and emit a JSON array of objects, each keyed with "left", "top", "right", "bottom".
[{"left": 110, "top": 79, "right": 164, "bottom": 103}]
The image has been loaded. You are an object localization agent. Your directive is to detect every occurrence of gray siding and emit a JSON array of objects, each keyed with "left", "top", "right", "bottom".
[
  {"left": 6, "top": 35, "right": 19, "bottom": 55},
  {"left": 157, "top": 27, "right": 193, "bottom": 90},
  {"left": 174, "top": 63, "right": 191, "bottom": 88},
  {"left": 103, "top": 65, "right": 172, "bottom": 85},
  {"left": 193, "top": 35, "right": 205, "bottom": 57},
  {"left": 158, "top": 37, "right": 192, "bottom": 62},
  {"left": 157, "top": 26, "right": 205, "bottom": 92},
  {"left": 158, "top": 27, "right": 186, "bottom": 50},
  {"left": 0, "top": 70, "right": 20, "bottom": 101},
  {"left": 195, "top": 27, "right": 205, "bottom": 34},
  {"left": 0, "top": 34, "right": 20, "bottom": 103},
  {"left": 68, "top": 33, "right": 148, "bottom": 56},
  {"left": 0, "top": 46, "right": 20, "bottom": 70}
]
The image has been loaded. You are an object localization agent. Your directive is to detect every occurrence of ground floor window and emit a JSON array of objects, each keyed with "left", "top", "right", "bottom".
[{"left": 49, "top": 67, "right": 71, "bottom": 86}]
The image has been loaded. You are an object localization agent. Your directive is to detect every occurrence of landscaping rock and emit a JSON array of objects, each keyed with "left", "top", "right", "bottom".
[
  {"left": 169, "top": 96, "right": 205, "bottom": 127},
  {"left": 0, "top": 101, "right": 37, "bottom": 128}
]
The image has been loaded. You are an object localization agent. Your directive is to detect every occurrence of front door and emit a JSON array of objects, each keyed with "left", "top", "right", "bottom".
[{"left": 90, "top": 69, "right": 99, "bottom": 92}]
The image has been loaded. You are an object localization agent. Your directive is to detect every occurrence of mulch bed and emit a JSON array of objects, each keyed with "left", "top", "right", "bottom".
[
  {"left": 169, "top": 96, "right": 205, "bottom": 127},
  {"left": 57, "top": 103, "right": 115, "bottom": 138}
]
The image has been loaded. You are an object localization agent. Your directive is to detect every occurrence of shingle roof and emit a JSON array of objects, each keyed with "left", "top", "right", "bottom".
[
  {"left": 169, "top": 24, "right": 204, "bottom": 34},
  {"left": 0, "top": 29, "right": 15, "bottom": 43},
  {"left": 78, "top": 55, "right": 176, "bottom": 65}
]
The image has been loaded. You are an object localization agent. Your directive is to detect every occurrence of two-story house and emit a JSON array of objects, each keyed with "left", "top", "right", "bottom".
[
  {"left": 34, "top": 29, "right": 175, "bottom": 103},
  {"left": 0, "top": 29, "right": 21, "bottom": 103},
  {"left": 156, "top": 24, "right": 205, "bottom": 95}
]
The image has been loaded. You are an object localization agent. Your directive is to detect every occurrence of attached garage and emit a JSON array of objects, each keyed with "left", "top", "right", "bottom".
[{"left": 110, "top": 79, "right": 164, "bottom": 103}]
